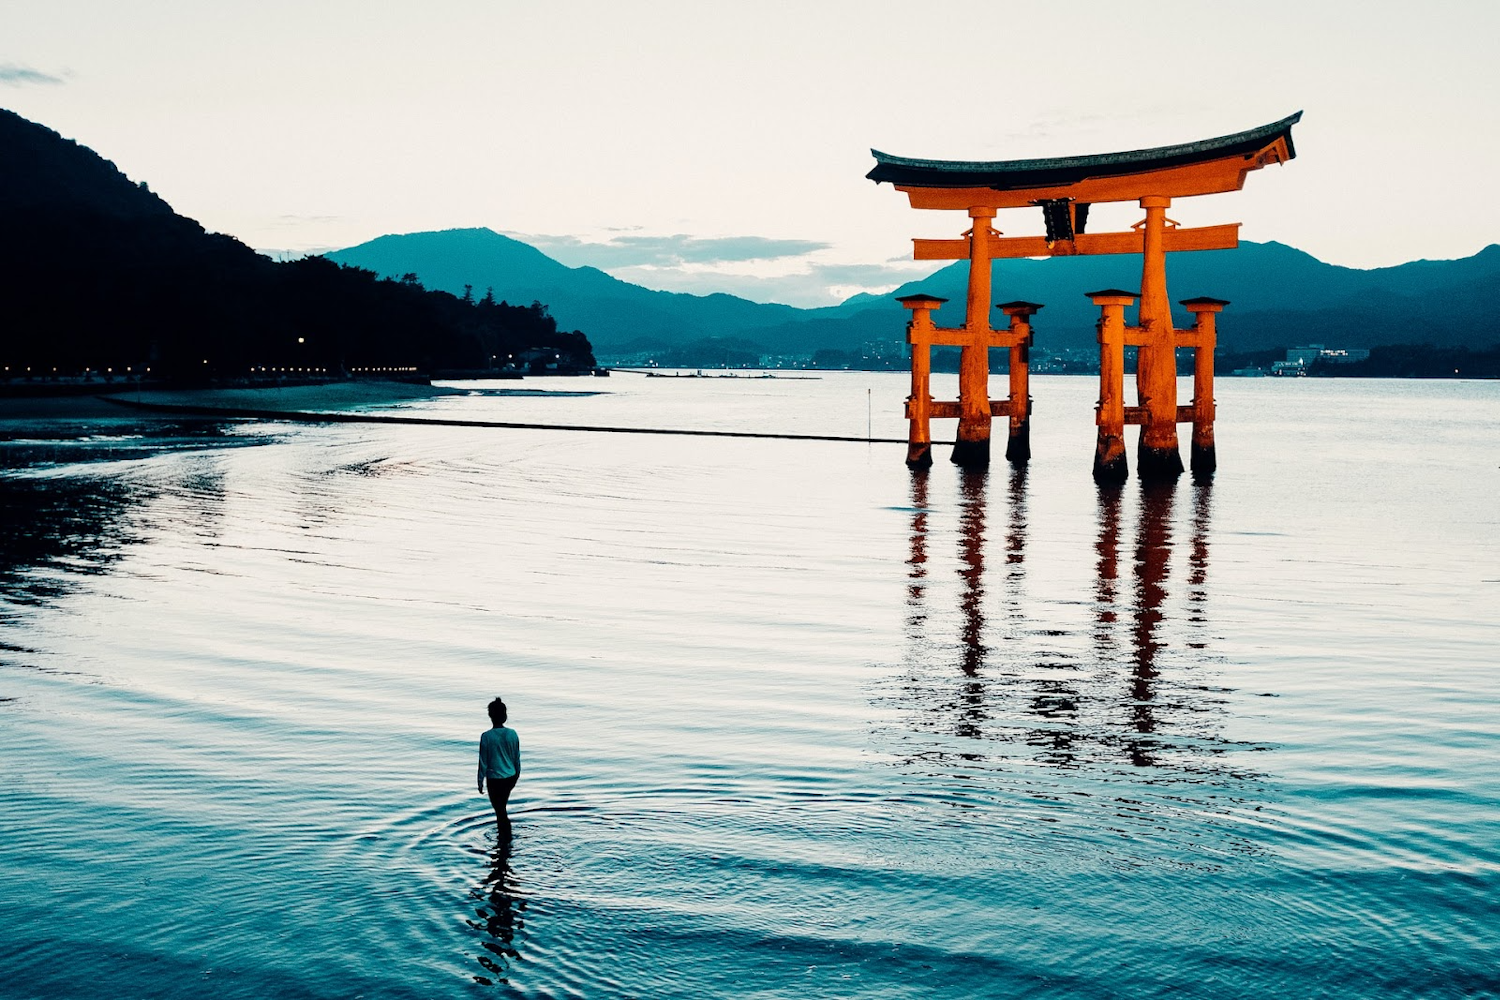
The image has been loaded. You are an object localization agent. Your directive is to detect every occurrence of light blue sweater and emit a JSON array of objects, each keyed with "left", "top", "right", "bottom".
[{"left": 478, "top": 726, "right": 521, "bottom": 782}]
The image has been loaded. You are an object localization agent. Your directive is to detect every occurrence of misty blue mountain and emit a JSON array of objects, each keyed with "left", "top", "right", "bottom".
[
  {"left": 327, "top": 229, "right": 812, "bottom": 353},
  {"left": 331, "top": 229, "right": 1500, "bottom": 357}
]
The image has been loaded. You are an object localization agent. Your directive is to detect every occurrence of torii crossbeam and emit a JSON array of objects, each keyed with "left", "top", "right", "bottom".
[{"left": 868, "top": 112, "right": 1301, "bottom": 480}]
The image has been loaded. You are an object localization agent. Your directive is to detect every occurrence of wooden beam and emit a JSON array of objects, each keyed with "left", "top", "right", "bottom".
[
  {"left": 908, "top": 400, "right": 1014, "bottom": 420},
  {"left": 909, "top": 326, "right": 1025, "bottom": 349},
  {"left": 1117, "top": 405, "right": 1199, "bottom": 425},
  {"left": 912, "top": 238, "right": 970, "bottom": 260},
  {"left": 913, "top": 224, "right": 1238, "bottom": 261},
  {"left": 1175, "top": 330, "right": 1206, "bottom": 348},
  {"left": 1123, "top": 325, "right": 1211, "bottom": 347},
  {"left": 1066, "top": 224, "right": 1238, "bottom": 257}
]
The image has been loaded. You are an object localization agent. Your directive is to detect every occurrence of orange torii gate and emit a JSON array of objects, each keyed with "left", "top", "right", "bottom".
[{"left": 867, "top": 112, "right": 1300, "bottom": 481}]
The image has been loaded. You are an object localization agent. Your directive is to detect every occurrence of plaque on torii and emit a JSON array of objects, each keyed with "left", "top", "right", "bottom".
[{"left": 867, "top": 112, "right": 1300, "bottom": 481}]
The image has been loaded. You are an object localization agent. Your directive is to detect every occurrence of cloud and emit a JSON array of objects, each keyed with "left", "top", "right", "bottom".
[
  {"left": 509, "top": 232, "right": 830, "bottom": 269},
  {"left": 989, "top": 104, "right": 1214, "bottom": 150},
  {"left": 998, "top": 112, "right": 1110, "bottom": 141},
  {"left": 810, "top": 262, "right": 923, "bottom": 286},
  {"left": 270, "top": 214, "right": 344, "bottom": 227},
  {"left": 605, "top": 259, "right": 932, "bottom": 308},
  {"left": 0, "top": 63, "right": 68, "bottom": 87},
  {"left": 504, "top": 230, "right": 931, "bottom": 305}
]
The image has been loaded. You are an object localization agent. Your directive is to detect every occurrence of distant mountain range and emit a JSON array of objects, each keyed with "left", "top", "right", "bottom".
[
  {"left": 328, "top": 229, "right": 812, "bottom": 352},
  {"left": 4, "top": 99, "right": 1495, "bottom": 374},
  {"left": 330, "top": 229, "right": 1500, "bottom": 357}
]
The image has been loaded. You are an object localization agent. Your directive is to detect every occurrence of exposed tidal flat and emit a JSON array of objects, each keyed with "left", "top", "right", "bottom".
[{"left": 1, "top": 373, "right": 1498, "bottom": 999}]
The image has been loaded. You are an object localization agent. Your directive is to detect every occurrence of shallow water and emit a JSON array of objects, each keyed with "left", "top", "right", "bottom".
[{"left": 2, "top": 374, "right": 1498, "bottom": 998}]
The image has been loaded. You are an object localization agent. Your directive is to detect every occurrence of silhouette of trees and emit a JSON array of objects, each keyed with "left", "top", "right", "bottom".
[
  {"left": 0, "top": 213, "right": 596, "bottom": 380},
  {"left": 0, "top": 107, "right": 597, "bottom": 382}
]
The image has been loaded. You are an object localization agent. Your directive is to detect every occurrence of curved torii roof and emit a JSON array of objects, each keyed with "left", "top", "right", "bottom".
[{"left": 868, "top": 112, "right": 1301, "bottom": 209}]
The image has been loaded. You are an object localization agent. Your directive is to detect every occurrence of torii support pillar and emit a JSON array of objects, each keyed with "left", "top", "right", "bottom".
[
  {"left": 952, "top": 207, "right": 998, "bottom": 469},
  {"left": 1089, "top": 290, "right": 1135, "bottom": 484},
  {"left": 899, "top": 293, "right": 948, "bottom": 469},
  {"left": 1181, "top": 297, "right": 1228, "bottom": 480},
  {"left": 998, "top": 301, "right": 1042, "bottom": 464},
  {"left": 1136, "top": 196, "right": 1184, "bottom": 481}
]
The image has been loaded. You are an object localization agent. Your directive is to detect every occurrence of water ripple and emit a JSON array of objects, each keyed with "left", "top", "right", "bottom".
[{"left": 1, "top": 377, "right": 1498, "bottom": 998}]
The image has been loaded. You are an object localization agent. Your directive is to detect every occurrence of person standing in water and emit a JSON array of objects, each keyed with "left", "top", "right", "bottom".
[{"left": 477, "top": 697, "right": 521, "bottom": 838}]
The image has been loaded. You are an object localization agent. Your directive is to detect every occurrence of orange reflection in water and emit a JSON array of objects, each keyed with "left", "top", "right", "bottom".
[
  {"left": 1095, "top": 480, "right": 1215, "bottom": 765},
  {"left": 901, "top": 471, "right": 1216, "bottom": 770},
  {"left": 957, "top": 468, "right": 988, "bottom": 679}
]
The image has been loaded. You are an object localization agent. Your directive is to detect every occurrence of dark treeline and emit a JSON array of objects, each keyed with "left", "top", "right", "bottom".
[
  {"left": 1214, "top": 347, "right": 1286, "bottom": 373},
  {"left": 0, "top": 109, "right": 594, "bottom": 381},
  {"left": 1310, "top": 344, "right": 1500, "bottom": 379},
  {"left": 2, "top": 211, "right": 594, "bottom": 379}
]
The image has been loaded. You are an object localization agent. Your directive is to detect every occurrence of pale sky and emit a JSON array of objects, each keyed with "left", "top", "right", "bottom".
[{"left": 4, "top": 0, "right": 1498, "bottom": 305}]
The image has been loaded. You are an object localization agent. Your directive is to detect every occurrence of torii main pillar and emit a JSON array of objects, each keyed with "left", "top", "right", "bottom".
[
  {"left": 867, "top": 112, "right": 1301, "bottom": 480},
  {"left": 953, "top": 207, "right": 996, "bottom": 467},
  {"left": 1136, "top": 195, "right": 1183, "bottom": 479}
]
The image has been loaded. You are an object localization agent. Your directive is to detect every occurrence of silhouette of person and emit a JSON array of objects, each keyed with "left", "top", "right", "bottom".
[{"left": 477, "top": 697, "right": 521, "bottom": 838}]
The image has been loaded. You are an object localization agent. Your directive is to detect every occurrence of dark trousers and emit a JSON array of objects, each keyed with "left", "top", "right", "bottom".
[{"left": 486, "top": 775, "right": 518, "bottom": 828}]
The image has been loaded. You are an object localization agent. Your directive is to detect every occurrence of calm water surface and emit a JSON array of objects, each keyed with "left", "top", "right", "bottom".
[{"left": 2, "top": 374, "right": 1498, "bottom": 998}]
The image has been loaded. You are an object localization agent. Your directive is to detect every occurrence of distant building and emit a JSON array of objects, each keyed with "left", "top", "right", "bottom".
[
  {"left": 1272, "top": 345, "right": 1370, "bottom": 376},
  {"left": 1285, "top": 344, "right": 1370, "bottom": 366},
  {"left": 1313, "top": 347, "right": 1370, "bottom": 364},
  {"left": 860, "top": 340, "right": 906, "bottom": 361}
]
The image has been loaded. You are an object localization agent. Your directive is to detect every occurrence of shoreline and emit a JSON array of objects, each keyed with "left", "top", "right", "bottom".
[
  {"left": 0, "top": 379, "right": 468, "bottom": 423},
  {"left": 95, "top": 394, "right": 911, "bottom": 445}
]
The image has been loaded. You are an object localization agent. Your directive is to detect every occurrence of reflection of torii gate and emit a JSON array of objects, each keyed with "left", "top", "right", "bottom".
[{"left": 867, "top": 112, "right": 1300, "bottom": 481}]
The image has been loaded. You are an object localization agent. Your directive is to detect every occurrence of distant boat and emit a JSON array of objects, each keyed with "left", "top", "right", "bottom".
[{"left": 640, "top": 369, "right": 821, "bottom": 380}]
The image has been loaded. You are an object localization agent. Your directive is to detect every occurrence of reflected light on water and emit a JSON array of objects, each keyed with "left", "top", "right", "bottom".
[
  {"left": 2, "top": 375, "right": 1498, "bottom": 999},
  {"left": 898, "top": 465, "right": 1226, "bottom": 776}
]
